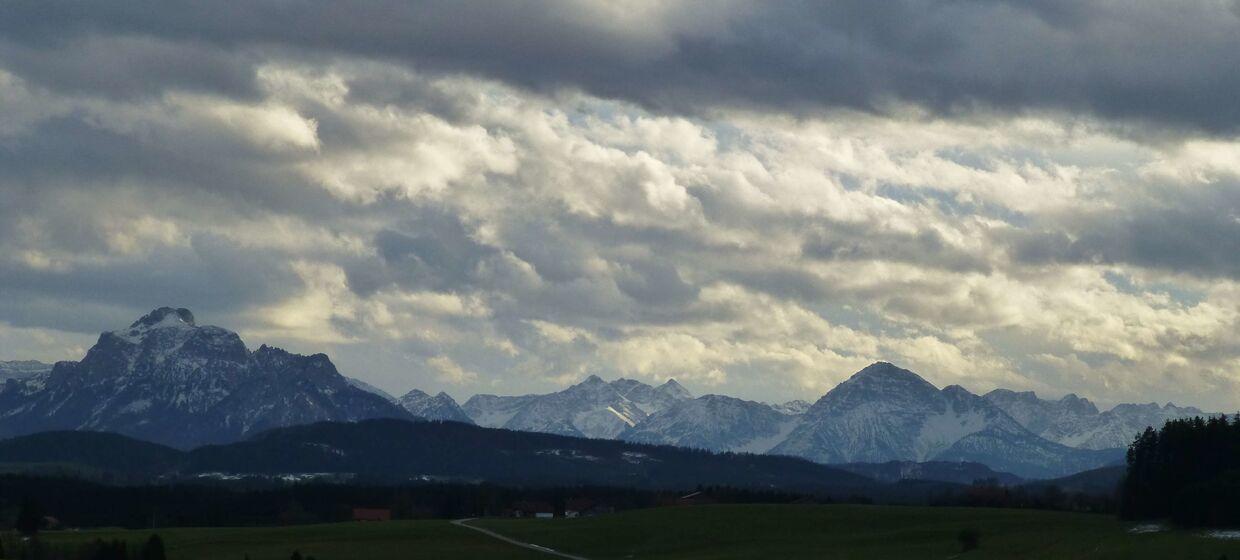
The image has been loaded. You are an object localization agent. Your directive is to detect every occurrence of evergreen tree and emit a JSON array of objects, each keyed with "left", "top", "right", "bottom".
[
  {"left": 1120, "top": 414, "right": 1240, "bottom": 526},
  {"left": 15, "top": 497, "right": 43, "bottom": 537},
  {"left": 141, "top": 534, "right": 167, "bottom": 560},
  {"left": 957, "top": 527, "right": 980, "bottom": 552}
]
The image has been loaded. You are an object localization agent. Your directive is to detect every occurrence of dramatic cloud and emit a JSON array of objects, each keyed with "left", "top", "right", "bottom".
[
  {"left": 6, "top": 1, "right": 1240, "bottom": 132},
  {"left": 0, "top": 2, "right": 1237, "bottom": 410}
]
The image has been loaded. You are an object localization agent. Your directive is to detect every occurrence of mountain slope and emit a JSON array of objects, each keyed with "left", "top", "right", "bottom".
[
  {"left": 0, "top": 307, "right": 411, "bottom": 448},
  {"left": 935, "top": 426, "right": 1124, "bottom": 478},
  {"left": 982, "top": 389, "right": 1099, "bottom": 436},
  {"left": 835, "top": 460, "right": 1024, "bottom": 486},
  {"left": 346, "top": 377, "right": 398, "bottom": 403},
  {"left": 772, "top": 400, "right": 811, "bottom": 415},
  {"left": 619, "top": 394, "right": 798, "bottom": 453},
  {"left": 984, "top": 389, "right": 1209, "bottom": 450},
  {"left": 0, "top": 360, "right": 52, "bottom": 382},
  {"left": 398, "top": 389, "right": 474, "bottom": 424},
  {"left": 0, "top": 430, "right": 181, "bottom": 477}
]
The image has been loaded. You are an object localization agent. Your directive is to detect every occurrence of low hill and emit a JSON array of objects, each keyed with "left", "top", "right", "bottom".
[
  {"left": 0, "top": 419, "right": 874, "bottom": 493},
  {"left": 0, "top": 430, "right": 182, "bottom": 478},
  {"left": 186, "top": 419, "right": 874, "bottom": 492},
  {"left": 1024, "top": 465, "right": 1125, "bottom": 496}
]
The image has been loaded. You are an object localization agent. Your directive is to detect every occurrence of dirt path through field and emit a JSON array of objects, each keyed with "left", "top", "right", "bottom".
[{"left": 451, "top": 518, "right": 591, "bottom": 560}]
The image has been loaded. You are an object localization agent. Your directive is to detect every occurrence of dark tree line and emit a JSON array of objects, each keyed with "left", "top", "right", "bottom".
[
  {"left": 0, "top": 475, "right": 810, "bottom": 530},
  {"left": 928, "top": 479, "right": 1115, "bottom": 513},
  {"left": 2, "top": 534, "right": 164, "bottom": 560},
  {"left": 1121, "top": 414, "right": 1240, "bottom": 526}
]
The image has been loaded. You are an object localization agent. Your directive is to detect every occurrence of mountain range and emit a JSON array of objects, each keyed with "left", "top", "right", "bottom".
[
  {"left": 462, "top": 375, "right": 692, "bottom": 439},
  {"left": 0, "top": 307, "right": 1219, "bottom": 478},
  {"left": 456, "top": 363, "right": 1214, "bottom": 477}
]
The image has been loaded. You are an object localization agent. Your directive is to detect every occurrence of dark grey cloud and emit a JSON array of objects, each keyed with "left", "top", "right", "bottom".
[
  {"left": 1009, "top": 181, "right": 1240, "bottom": 279},
  {"left": 366, "top": 208, "right": 500, "bottom": 293},
  {"left": 0, "top": 9, "right": 1237, "bottom": 409},
  {"left": 802, "top": 222, "right": 992, "bottom": 274},
  {"left": 5, "top": 1, "right": 1240, "bottom": 132},
  {"left": 0, "top": 235, "right": 301, "bottom": 333},
  {"left": 614, "top": 259, "right": 699, "bottom": 307},
  {"left": 0, "top": 34, "right": 260, "bottom": 101}
]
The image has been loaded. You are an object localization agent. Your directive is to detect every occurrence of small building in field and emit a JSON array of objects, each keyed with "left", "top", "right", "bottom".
[
  {"left": 564, "top": 498, "right": 592, "bottom": 518},
  {"left": 565, "top": 498, "right": 615, "bottom": 518},
  {"left": 352, "top": 508, "right": 392, "bottom": 522}
]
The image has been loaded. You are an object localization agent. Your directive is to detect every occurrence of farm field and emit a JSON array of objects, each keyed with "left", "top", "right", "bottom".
[
  {"left": 473, "top": 504, "right": 1240, "bottom": 560},
  {"left": 25, "top": 504, "right": 1240, "bottom": 559},
  {"left": 25, "top": 520, "right": 545, "bottom": 560}
]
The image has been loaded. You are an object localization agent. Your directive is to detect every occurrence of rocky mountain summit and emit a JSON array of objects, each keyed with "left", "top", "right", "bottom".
[
  {"left": 398, "top": 389, "right": 474, "bottom": 424},
  {"left": 0, "top": 308, "right": 410, "bottom": 448}
]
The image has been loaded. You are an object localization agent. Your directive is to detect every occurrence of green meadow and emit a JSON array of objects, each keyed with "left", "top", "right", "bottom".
[
  {"left": 24, "top": 520, "right": 543, "bottom": 560},
  {"left": 27, "top": 504, "right": 1240, "bottom": 559}
]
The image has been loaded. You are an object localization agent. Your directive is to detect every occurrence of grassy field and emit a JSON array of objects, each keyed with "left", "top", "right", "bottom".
[
  {"left": 26, "top": 504, "right": 1240, "bottom": 559},
  {"left": 26, "top": 520, "right": 545, "bottom": 560},
  {"left": 474, "top": 504, "right": 1240, "bottom": 560}
]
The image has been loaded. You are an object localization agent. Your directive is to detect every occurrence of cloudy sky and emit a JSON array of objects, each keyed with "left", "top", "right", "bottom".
[{"left": 1, "top": 1, "right": 1238, "bottom": 409}]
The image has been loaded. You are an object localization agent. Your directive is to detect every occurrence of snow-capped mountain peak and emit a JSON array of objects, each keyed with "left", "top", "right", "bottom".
[
  {"left": 768, "top": 362, "right": 1111, "bottom": 478},
  {"left": 1057, "top": 393, "right": 1099, "bottom": 416},
  {"left": 112, "top": 307, "right": 198, "bottom": 343},
  {"left": 0, "top": 307, "right": 410, "bottom": 448},
  {"left": 131, "top": 307, "right": 196, "bottom": 329},
  {"left": 844, "top": 361, "right": 939, "bottom": 391},
  {"left": 658, "top": 378, "right": 693, "bottom": 400}
]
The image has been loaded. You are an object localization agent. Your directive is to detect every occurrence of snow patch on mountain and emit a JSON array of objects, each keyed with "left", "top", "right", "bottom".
[
  {"left": 347, "top": 377, "right": 398, "bottom": 403},
  {"left": 771, "top": 400, "right": 811, "bottom": 415},
  {"left": 620, "top": 394, "right": 795, "bottom": 453},
  {"left": 733, "top": 416, "right": 801, "bottom": 454},
  {"left": 463, "top": 375, "right": 693, "bottom": 439}
]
